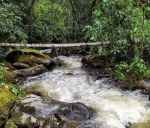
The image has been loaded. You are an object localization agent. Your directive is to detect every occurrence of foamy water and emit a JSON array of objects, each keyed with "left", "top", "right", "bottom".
[{"left": 24, "top": 56, "right": 150, "bottom": 128}]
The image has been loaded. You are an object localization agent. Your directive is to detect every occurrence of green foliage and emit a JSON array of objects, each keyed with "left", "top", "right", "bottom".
[
  {"left": 6, "top": 122, "right": 18, "bottom": 128},
  {"left": 25, "top": 0, "right": 72, "bottom": 43},
  {"left": 0, "top": 0, "right": 100, "bottom": 43},
  {"left": 84, "top": 0, "right": 150, "bottom": 82},
  {"left": 115, "top": 70, "right": 125, "bottom": 81},
  {"left": 87, "top": 45, "right": 107, "bottom": 55},
  {"left": 115, "top": 57, "right": 150, "bottom": 80},
  {"left": 84, "top": 0, "right": 150, "bottom": 60},
  {"left": 115, "top": 62, "right": 128, "bottom": 80},
  {"left": 110, "top": 40, "right": 130, "bottom": 62},
  {"left": 0, "top": 2, "right": 27, "bottom": 43},
  {"left": 0, "top": 47, "right": 6, "bottom": 61},
  {"left": 0, "top": 81, "right": 24, "bottom": 96},
  {"left": 0, "top": 63, "right": 25, "bottom": 96},
  {"left": 128, "top": 57, "right": 150, "bottom": 79}
]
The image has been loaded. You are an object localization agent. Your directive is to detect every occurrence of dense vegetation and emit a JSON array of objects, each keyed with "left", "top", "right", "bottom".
[
  {"left": 0, "top": 0, "right": 150, "bottom": 81},
  {"left": 0, "top": 2, "right": 150, "bottom": 128},
  {"left": 85, "top": 0, "right": 150, "bottom": 80}
]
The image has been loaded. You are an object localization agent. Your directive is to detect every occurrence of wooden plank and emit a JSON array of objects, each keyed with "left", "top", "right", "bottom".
[{"left": 0, "top": 42, "right": 110, "bottom": 48}]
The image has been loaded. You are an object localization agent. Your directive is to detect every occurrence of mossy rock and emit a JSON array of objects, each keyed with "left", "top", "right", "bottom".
[
  {"left": 6, "top": 49, "right": 50, "bottom": 62},
  {"left": 0, "top": 87, "right": 17, "bottom": 127},
  {"left": 129, "top": 121, "right": 150, "bottom": 128},
  {"left": 6, "top": 111, "right": 38, "bottom": 128},
  {"left": 4, "top": 62, "right": 16, "bottom": 70},
  {"left": 8, "top": 94, "right": 93, "bottom": 128},
  {"left": 81, "top": 54, "right": 114, "bottom": 69},
  {"left": 81, "top": 54, "right": 105, "bottom": 68},
  {"left": 5, "top": 49, "right": 52, "bottom": 67},
  {"left": 15, "top": 64, "right": 48, "bottom": 77},
  {"left": 5, "top": 122, "right": 18, "bottom": 128},
  {"left": 16, "top": 54, "right": 50, "bottom": 67},
  {"left": 13, "top": 62, "right": 30, "bottom": 69},
  {"left": 5, "top": 50, "right": 22, "bottom": 64},
  {"left": 0, "top": 67, "right": 15, "bottom": 84}
]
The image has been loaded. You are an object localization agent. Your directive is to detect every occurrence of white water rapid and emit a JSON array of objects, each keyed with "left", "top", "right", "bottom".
[{"left": 24, "top": 56, "right": 150, "bottom": 128}]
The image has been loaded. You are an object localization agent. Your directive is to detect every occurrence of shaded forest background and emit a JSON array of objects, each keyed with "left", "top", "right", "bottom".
[
  {"left": 0, "top": 0, "right": 150, "bottom": 80},
  {"left": 0, "top": 0, "right": 97, "bottom": 43}
]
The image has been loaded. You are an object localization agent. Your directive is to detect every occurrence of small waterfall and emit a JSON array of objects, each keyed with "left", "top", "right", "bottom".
[{"left": 24, "top": 55, "right": 150, "bottom": 128}]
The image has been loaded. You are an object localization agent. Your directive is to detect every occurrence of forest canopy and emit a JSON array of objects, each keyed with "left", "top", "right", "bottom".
[{"left": 0, "top": 0, "right": 150, "bottom": 63}]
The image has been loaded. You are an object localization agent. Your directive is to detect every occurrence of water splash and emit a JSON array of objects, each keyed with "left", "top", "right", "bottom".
[{"left": 24, "top": 56, "right": 150, "bottom": 128}]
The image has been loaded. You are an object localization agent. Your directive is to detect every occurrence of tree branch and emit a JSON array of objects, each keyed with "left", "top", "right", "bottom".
[{"left": 69, "top": 0, "right": 80, "bottom": 27}]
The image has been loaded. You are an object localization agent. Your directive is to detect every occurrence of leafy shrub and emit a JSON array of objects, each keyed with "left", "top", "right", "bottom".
[
  {"left": 0, "top": 2, "right": 27, "bottom": 43},
  {"left": 27, "top": 0, "right": 71, "bottom": 43},
  {"left": 84, "top": 0, "right": 150, "bottom": 61},
  {"left": 87, "top": 45, "right": 107, "bottom": 55},
  {"left": 115, "top": 57, "right": 150, "bottom": 80},
  {"left": 110, "top": 40, "right": 130, "bottom": 62},
  {"left": 115, "top": 62, "right": 128, "bottom": 80},
  {"left": 0, "top": 63, "right": 25, "bottom": 96},
  {"left": 128, "top": 57, "right": 150, "bottom": 79}
]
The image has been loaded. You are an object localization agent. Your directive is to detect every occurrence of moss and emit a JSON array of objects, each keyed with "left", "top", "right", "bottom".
[
  {"left": 21, "top": 49, "right": 50, "bottom": 59},
  {"left": 13, "top": 62, "right": 30, "bottom": 69},
  {"left": 7, "top": 111, "right": 38, "bottom": 128},
  {"left": 17, "top": 55, "right": 45, "bottom": 66},
  {"left": 0, "top": 87, "right": 17, "bottom": 127},
  {"left": 4, "top": 62, "right": 16, "bottom": 70},
  {"left": 0, "top": 87, "right": 17, "bottom": 111},
  {"left": 6, "top": 49, "right": 51, "bottom": 60},
  {"left": 5, "top": 122, "right": 18, "bottom": 128},
  {"left": 5, "top": 49, "right": 52, "bottom": 66},
  {"left": 130, "top": 121, "right": 150, "bottom": 128},
  {"left": 0, "top": 66, "right": 15, "bottom": 84}
]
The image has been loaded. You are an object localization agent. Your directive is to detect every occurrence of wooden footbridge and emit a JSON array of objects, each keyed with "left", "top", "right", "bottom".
[{"left": 0, "top": 42, "right": 109, "bottom": 48}]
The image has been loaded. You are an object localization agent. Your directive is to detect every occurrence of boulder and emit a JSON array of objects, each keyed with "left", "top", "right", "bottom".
[
  {"left": 133, "top": 80, "right": 150, "bottom": 97},
  {"left": 0, "top": 67, "right": 15, "bottom": 84},
  {"left": 0, "top": 87, "right": 17, "bottom": 127},
  {"left": 7, "top": 94, "right": 93, "bottom": 128},
  {"left": 13, "top": 62, "right": 30, "bottom": 69},
  {"left": 5, "top": 49, "right": 52, "bottom": 67},
  {"left": 134, "top": 80, "right": 150, "bottom": 90},
  {"left": 52, "top": 57, "right": 66, "bottom": 67},
  {"left": 81, "top": 54, "right": 105, "bottom": 69},
  {"left": 6, "top": 111, "right": 39, "bottom": 128},
  {"left": 23, "top": 84, "right": 49, "bottom": 97},
  {"left": 16, "top": 54, "right": 51, "bottom": 67},
  {"left": 129, "top": 121, "right": 150, "bottom": 128},
  {"left": 14, "top": 64, "right": 48, "bottom": 77},
  {"left": 81, "top": 54, "right": 114, "bottom": 68},
  {"left": 4, "top": 62, "right": 16, "bottom": 70},
  {"left": 58, "top": 102, "right": 92, "bottom": 121},
  {"left": 114, "top": 80, "right": 132, "bottom": 90}
]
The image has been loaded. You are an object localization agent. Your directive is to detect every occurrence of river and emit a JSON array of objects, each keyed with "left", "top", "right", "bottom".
[{"left": 24, "top": 55, "right": 150, "bottom": 128}]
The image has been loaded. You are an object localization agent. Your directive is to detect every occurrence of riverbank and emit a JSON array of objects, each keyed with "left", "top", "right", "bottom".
[{"left": 0, "top": 48, "right": 150, "bottom": 128}]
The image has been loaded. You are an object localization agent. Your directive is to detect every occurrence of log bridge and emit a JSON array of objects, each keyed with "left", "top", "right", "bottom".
[{"left": 0, "top": 42, "right": 109, "bottom": 48}]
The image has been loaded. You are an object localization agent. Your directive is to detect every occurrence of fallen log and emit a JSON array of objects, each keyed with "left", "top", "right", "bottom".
[{"left": 0, "top": 42, "right": 110, "bottom": 48}]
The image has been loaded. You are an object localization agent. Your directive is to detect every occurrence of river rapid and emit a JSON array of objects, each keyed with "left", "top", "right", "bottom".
[{"left": 24, "top": 55, "right": 150, "bottom": 128}]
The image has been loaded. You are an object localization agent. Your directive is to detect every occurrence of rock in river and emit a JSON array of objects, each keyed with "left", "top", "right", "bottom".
[
  {"left": 5, "top": 49, "right": 52, "bottom": 67},
  {"left": 14, "top": 64, "right": 48, "bottom": 77},
  {"left": 6, "top": 94, "right": 93, "bottom": 128}
]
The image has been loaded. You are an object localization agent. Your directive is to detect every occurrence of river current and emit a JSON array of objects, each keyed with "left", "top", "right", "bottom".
[{"left": 24, "top": 55, "right": 150, "bottom": 128}]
